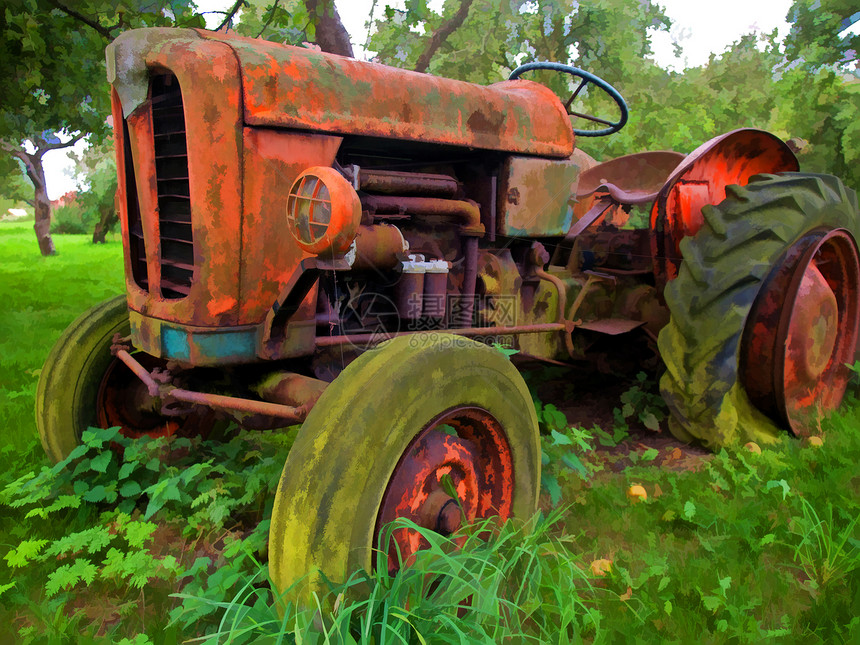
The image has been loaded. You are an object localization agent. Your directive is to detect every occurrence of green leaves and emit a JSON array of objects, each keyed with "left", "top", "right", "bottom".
[
  {"left": 101, "top": 548, "right": 179, "bottom": 589},
  {"left": 0, "top": 424, "right": 289, "bottom": 630},
  {"left": 45, "top": 558, "right": 99, "bottom": 597},
  {"left": 45, "top": 526, "right": 113, "bottom": 558},
  {"left": 539, "top": 407, "right": 594, "bottom": 505},
  {"left": 491, "top": 342, "right": 518, "bottom": 359},
  {"left": 614, "top": 372, "right": 666, "bottom": 434},
  {"left": 3, "top": 539, "right": 49, "bottom": 568},
  {"left": 766, "top": 479, "right": 791, "bottom": 501},
  {"left": 683, "top": 500, "right": 696, "bottom": 520}
]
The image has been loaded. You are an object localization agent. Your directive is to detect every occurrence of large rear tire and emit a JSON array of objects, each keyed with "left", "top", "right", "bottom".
[
  {"left": 658, "top": 173, "right": 860, "bottom": 449},
  {"left": 268, "top": 333, "right": 541, "bottom": 603}
]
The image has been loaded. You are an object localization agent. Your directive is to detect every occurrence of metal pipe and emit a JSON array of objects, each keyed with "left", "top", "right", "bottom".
[
  {"left": 115, "top": 349, "right": 307, "bottom": 422},
  {"left": 169, "top": 389, "right": 307, "bottom": 422},
  {"left": 358, "top": 169, "right": 459, "bottom": 197},
  {"left": 488, "top": 174, "right": 497, "bottom": 243},
  {"left": 361, "top": 195, "right": 484, "bottom": 235},
  {"left": 457, "top": 236, "right": 479, "bottom": 327},
  {"left": 534, "top": 267, "right": 575, "bottom": 358},
  {"left": 314, "top": 323, "right": 567, "bottom": 347},
  {"left": 115, "top": 350, "right": 160, "bottom": 397}
]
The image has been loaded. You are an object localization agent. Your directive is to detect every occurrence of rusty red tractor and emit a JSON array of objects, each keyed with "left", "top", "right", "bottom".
[{"left": 36, "top": 28, "right": 860, "bottom": 599}]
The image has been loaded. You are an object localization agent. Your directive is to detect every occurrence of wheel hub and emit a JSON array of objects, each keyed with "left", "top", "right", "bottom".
[
  {"left": 741, "top": 229, "right": 860, "bottom": 435},
  {"left": 375, "top": 406, "right": 513, "bottom": 574},
  {"left": 786, "top": 263, "right": 838, "bottom": 381}
]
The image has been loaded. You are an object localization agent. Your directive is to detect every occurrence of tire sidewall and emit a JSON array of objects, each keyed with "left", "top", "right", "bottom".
[
  {"left": 269, "top": 334, "right": 540, "bottom": 599},
  {"left": 659, "top": 172, "right": 860, "bottom": 448},
  {"left": 36, "top": 295, "right": 129, "bottom": 462}
]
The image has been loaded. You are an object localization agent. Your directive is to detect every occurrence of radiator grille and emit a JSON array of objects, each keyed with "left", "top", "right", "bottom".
[
  {"left": 122, "top": 116, "right": 148, "bottom": 291},
  {"left": 151, "top": 73, "right": 194, "bottom": 299}
]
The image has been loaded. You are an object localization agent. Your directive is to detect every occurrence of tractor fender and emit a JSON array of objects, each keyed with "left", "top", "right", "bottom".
[{"left": 650, "top": 128, "right": 799, "bottom": 285}]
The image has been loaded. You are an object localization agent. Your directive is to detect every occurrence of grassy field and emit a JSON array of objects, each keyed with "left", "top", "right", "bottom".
[
  {"left": 0, "top": 220, "right": 858, "bottom": 644},
  {"left": 0, "top": 222, "right": 124, "bottom": 458}
]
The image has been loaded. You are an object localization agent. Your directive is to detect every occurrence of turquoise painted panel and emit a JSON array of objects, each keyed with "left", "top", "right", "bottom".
[
  {"left": 162, "top": 326, "right": 191, "bottom": 361},
  {"left": 194, "top": 330, "right": 257, "bottom": 361}
]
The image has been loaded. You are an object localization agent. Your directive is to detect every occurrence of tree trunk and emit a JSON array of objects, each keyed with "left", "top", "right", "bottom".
[
  {"left": 414, "top": 0, "right": 474, "bottom": 73},
  {"left": 21, "top": 151, "right": 57, "bottom": 256},
  {"left": 306, "top": 0, "right": 354, "bottom": 58},
  {"left": 92, "top": 189, "right": 119, "bottom": 243},
  {"left": 3, "top": 134, "right": 83, "bottom": 255}
]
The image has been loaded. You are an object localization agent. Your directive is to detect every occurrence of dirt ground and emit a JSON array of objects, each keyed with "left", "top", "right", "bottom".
[{"left": 516, "top": 356, "right": 712, "bottom": 472}]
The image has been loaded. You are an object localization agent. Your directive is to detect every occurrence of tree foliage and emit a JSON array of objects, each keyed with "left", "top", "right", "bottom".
[
  {"left": 368, "top": 0, "right": 859, "bottom": 191},
  {"left": 0, "top": 156, "right": 32, "bottom": 206},
  {"left": 0, "top": 1, "right": 204, "bottom": 146},
  {"left": 784, "top": 0, "right": 860, "bottom": 68},
  {"left": 0, "top": 1, "right": 204, "bottom": 254},
  {"left": 3, "top": 0, "right": 859, "bottom": 249}
]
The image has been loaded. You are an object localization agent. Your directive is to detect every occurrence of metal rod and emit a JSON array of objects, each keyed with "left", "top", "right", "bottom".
[
  {"left": 115, "top": 350, "right": 160, "bottom": 397},
  {"left": 169, "top": 389, "right": 306, "bottom": 422},
  {"left": 115, "top": 349, "right": 306, "bottom": 421},
  {"left": 488, "top": 174, "right": 497, "bottom": 243},
  {"left": 314, "top": 323, "right": 566, "bottom": 347}
]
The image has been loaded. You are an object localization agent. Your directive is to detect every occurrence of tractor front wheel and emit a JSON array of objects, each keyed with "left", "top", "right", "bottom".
[
  {"left": 267, "top": 333, "right": 541, "bottom": 603},
  {"left": 36, "top": 295, "right": 214, "bottom": 463},
  {"left": 659, "top": 173, "right": 860, "bottom": 449}
]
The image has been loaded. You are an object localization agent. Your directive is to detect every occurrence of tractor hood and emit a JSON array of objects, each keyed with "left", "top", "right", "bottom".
[{"left": 107, "top": 28, "right": 574, "bottom": 158}]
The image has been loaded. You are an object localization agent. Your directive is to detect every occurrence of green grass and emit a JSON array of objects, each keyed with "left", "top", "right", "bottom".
[
  {"left": 0, "top": 219, "right": 859, "bottom": 643},
  {"left": 0, "top": 222, "right": 124, "bottom": 458}
]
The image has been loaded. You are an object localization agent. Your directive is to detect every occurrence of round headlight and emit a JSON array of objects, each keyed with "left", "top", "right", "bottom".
[{"left": 286, "top": 166, "right": 361, "bottom": 256}]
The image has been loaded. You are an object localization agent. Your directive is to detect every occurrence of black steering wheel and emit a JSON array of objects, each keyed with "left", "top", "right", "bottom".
[{"left": 509, "top": 62, "right": 628, "bottom": 137}]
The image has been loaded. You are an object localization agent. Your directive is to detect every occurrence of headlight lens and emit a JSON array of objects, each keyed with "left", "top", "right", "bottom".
[{"left": 287, "top": 167, "right": 360, "bottom": 255}]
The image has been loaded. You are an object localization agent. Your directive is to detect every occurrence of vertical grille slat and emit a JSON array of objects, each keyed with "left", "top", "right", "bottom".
[
  {"left": 151, "top": 73, "right": 194, "bottom": 300},
  {"left": 122, "top": 117, "right": 148, "bottom": 292}
]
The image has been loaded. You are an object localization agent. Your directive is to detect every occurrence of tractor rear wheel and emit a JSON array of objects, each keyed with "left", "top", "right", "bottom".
[
  {"left": 658, "top": 173, "right": 860, "bottom": 449},
  {"left": 36, "top": 295, "right": 215, "bottom": 463},
  {"left": 268, "top": 333, "right": 541, "bottom": 604}
]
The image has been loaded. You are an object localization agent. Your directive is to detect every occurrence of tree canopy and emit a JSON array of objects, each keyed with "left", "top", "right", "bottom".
[
  {"left": 366, "top": 0, "right": 859, "bottom": 190},
  {"left": 1, "top": 0, "right": 859, "bottom": 252}
]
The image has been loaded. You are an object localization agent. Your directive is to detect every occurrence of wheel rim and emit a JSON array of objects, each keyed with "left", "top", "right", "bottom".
[
  {"left": 96, "top": 356, "right": 195, "bottom": 440},
  {"left": 375, "top": 406, "right": 514, "bottom": 574},
  {"left": 741, "top": 229, "right": 860, "bottom": 435}
]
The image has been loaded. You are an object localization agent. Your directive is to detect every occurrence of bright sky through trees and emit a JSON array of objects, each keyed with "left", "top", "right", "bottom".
[{"left": 41, "top": 0, "right": 839, "bottom": 198}]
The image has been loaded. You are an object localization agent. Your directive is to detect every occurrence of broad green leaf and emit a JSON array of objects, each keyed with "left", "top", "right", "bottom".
[
  {"left": 541, "top": 473, "right": 562, "bottom": 506},
  {"left": 83, "top": 485, "right": 107, "bottom": 503},
  {"left": 641, "top": 448, "right": 659, "bottom": 461},
  {"left": 641, "top": 412, "right": 660, "bottom": 432},
  {"left": 766, "top": 479, "right": 791, "bottom": 500},
  {"left": 118, "top": 462, "right": 137, "bottom": 480},
  {"left": 120, "top": 481, "right": 142, "bottom": 498},
  {"left": 703, "top": 595, "right": 721, "bottom": 611},
  {"left": 89, "top": 450, "right": 113, "bottom": 473},
  {"left": 550, "top": 429, "right": 573, "bottom": 446},
  {"left": 683, "top": 501, "right": 696, "bottom": 520},
  {"left": 560, "top": 452, "right": 587, "bottom": 477}
]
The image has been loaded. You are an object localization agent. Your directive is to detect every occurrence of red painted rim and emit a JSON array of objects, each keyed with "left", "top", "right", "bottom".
[
  {"left": 375, "top": 406, "right": 514, "bottom": 574},
  {"left": 741, "top": 229, "right": 860, "bottom": 435}
]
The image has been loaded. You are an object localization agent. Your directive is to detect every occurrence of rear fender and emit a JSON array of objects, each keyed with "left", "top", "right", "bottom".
[{"left": 650, "top": 128, "right": 799, "bottom": 285}]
